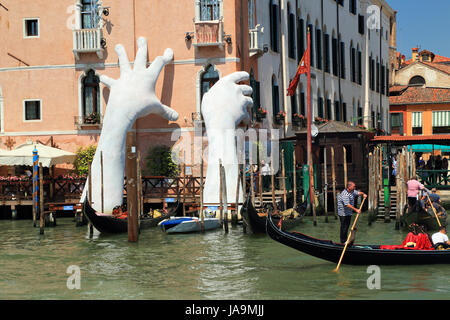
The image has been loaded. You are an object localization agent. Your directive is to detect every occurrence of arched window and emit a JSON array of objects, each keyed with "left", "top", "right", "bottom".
[
  {"left": 248, "top": 0, "right": 256, "bottom": 29},
  {"left": 317, "top": 89, "right": 324, "bottom": 118},
  {"left": 82, "top": 70, "right": 100, "bottom": 123},
  {"left": 315, "top": 23, "right": 322, "bottom": 70},
  {"left": 297, "top": 17, "right": 305, "bottom": 64},
  {"left": 201, "top": 64, "right": 219, "bottom": 102},
  {"left": 409, "top": 76, "right": 426, "bottom": 86},
  {"left": 249, "top": 69, "right": 260, "bottom": 118},
  {"left": 200, "top": 0, "right": 221, "bottom": 21}
]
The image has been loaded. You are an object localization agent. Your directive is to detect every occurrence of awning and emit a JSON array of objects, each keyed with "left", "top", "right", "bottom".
[
  {"left": 432, "top": 111, "right": 450, "bottom": 127},
  {"left": 0, "top": 142, "right": 76, "bottom": 167},
  {"left": 408, "top": 144, "right": 450, "bottom": 152},
  {"left": 412, "top": 112, "right": 422, "bottom": 128}
]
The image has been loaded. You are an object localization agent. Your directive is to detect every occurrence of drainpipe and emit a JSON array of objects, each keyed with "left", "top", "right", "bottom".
[
  {"left": 321, "top": 0, "right": 326, "bottom": 118},
  {"left": 279, "top": 0, "right": 287, "bottom": 138}
]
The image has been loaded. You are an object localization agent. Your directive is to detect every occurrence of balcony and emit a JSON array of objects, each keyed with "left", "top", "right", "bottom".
[
  {"left": 249, "top": 24, "right": 264, "bottom": 56},
  {"left": 74, "top": 114, "right": 102, "bottom": 130},
  {"left": 194, "top": 20, "right": 224, "bottom": 47},
  {"left": 73, "top": 28, "right": 104, "bottom": 60}
]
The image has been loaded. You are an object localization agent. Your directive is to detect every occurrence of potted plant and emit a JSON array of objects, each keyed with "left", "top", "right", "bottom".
[
  {"left": 275, "top": 111, "right": 286, "bottom": 124},
  {"left": 256, "top": 107, "right": 268, "bottom": 121},
  {"left": 292, "top": 113, "right": 306, "bottom": 127},
  {"left": 84, "top": 112, "right": 100, "bottom": 124},
  {"left": 314, "top": 117, "right": 329, "bottom": 124}
]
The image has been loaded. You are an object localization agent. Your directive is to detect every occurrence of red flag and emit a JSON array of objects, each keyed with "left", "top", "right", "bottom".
[{"left": 287, "top": 44, "right": 310, "bottom": 96}]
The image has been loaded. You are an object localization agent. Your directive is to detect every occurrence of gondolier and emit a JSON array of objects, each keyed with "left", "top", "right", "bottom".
[{"left": 337, "top": 181, "right": 367, "bottom": 243}]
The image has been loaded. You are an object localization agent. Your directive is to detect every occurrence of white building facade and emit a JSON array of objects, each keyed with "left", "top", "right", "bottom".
[{"left": 250, "top": 0, "right": 396, "bottom": 137}]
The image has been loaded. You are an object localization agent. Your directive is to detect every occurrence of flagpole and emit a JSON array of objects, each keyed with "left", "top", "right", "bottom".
[{"left": 306, "top": 27, "right": 316, "bottom": 226}]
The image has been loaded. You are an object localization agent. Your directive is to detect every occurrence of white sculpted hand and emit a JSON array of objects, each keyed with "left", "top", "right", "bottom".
[
  {"left": 83, "top": 37, "right": 178, "bottom": 214},
  {"left": 100, "top": 37, "right": 178, "bottom": 125},
  {"left": 201, "top": 71, "right": 253, "bottom": 128},
  {"left": 201, "top": 71, "right": 253, "bottom": 205}
]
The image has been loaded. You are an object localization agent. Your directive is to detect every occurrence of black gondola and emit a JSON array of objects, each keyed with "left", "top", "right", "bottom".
[
  {"left": 82, "top": 198, "right": 182, "bottom": 234},
  {"left": 240, "top": 195, "right": 305, "bottom": 234},
  {"left": 267, "top": 210, "right": 450, "bottom": 265}
]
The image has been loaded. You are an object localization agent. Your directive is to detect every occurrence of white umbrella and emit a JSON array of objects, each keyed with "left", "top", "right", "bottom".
[{"left": 0, "top": 142, "right": 76, "bottom": 167}]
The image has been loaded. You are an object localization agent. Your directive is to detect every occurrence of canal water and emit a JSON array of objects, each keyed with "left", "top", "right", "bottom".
[{"left": 0, "top": 214, "right": 449, "bottom": 300}]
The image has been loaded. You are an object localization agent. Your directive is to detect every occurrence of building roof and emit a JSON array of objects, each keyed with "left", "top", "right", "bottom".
[
  {"left": 294, "top": 120, "right": 371, "bottom": 134},
  {"left": 389, "top": 86, "right": 450, "bottom": 105},
  {"left": 422, "top": 62, "right": 450, "bottom": 75},
  {"left": 372, "top": 135, "right": 450, "bottom": 146}
]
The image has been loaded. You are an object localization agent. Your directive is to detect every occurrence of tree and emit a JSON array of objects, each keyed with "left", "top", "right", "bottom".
[
  {"left": 73, "top": 145, "right": 97, "bottom": 175},
  {"left": 145, "top": 145, "right": 180, "bottom": 177}
]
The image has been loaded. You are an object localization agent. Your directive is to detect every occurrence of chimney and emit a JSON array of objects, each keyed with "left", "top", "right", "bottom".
[{"left": 412, "top": 48, "right": 419, "bottom": 62}]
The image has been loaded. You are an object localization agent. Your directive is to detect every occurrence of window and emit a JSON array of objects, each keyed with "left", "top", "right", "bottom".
[
  {"left": 82, "top": 70, "right": 100, "bottom": 123},
  {"left": 376, "top": 61, "right": 380, "bottom": 93},
  {"left": 288, "top": 6, "right": 296, "bottom": 59},
  {"left": 318, "top": 96, "right": 324, "bottom": 118},
  {"left": 24, "top": 100, "right": 41, "bottom": 121},
  {"left": 324, "top": 33, "right": 330, "bottom": 73},
  {"left": 272, "top": 76, "right": 280, "bottom": 117},
  {"left": 201, "top": 65, "right": 219, "bottom": 103},
  {"left": 297, "top": 19, "right": 305, "bottom": 64},
  {"left": 432, "top": 111, "right": 450, "bottom": 134},
  {"left": 269, "top": 0, "right": 280, "bottom": 52},
  {"left": 343, "top": 144, "right": 353, "bottom": 163},
  {"left": 358, "top": 15, "right": 365, "bottom": 35},
  {"left": 381, "top": 65, "right": 385, "bottom": 95},
  {"left": 343, "top": 102, "right": 347, "bottom": 122},
  {"left": 332, "top": 37, "right": 338, "bottom": 76},
  {"left": 316, "top": 28, "right": 322, "bottom": 70},
  {"left": 390, "top": 113, "right": 403, "bottom": 135},
  {"left": 371, "top": 110, "right": 376, "bottom": 128},
  {"left": 340, "top": 41, "right": 345, "bottom": 79},
  {"left": 250, "top": 71, "right": 260, "bottom": 118},
  {"left": 357, "top": 102, "right": 362, "bottom": 125},
  {"left": 412, "top": 112, "right": 423, "bottom": 135},
  {"left": 357, "top": 49, "right": 362, "bottom": 85},
  {"left": 350, "top": 45, "right": 356, "bottom": 82},
  {"left": 300, "top": 92, "right": 306, "bottom": 115},
  {"left": 335, "top": 100, "right": 340, "bottom": 121},
  {"left": 386, "top": 66, "right": 389, "bottom": 93},
  {"left": 326, "top": 99, "right": 332, "bottom": 120},
  {"left": 349, "top": 0, "right": 357, "bottom": 15},
  {"left": 409, "top": 76, "right": 426, "bottom": 86},
  {"left": 290, "top": 94, "right": 298, "bottom": 119},
  {"left": 248, "top": 0, "right": 255, "bottom": 29},
  {"left": 308, "top": 24, "right": 314, "bottom": 67},
  {"left": 81, "top": 0, "right": 99, "bottom": 29},
  {"left": 24, "top": 19, "right": 39, "bottom": 37},
  {"left": 200, "top": 0, "right": 221, "bottom": 21}
]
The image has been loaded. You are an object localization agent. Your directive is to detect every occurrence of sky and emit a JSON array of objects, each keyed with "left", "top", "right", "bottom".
[{"left": 388, "top": 0, "right": 450, "bottom": 59}]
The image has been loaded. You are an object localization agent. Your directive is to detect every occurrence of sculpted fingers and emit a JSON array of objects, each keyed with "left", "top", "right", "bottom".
[
  {"left": 134, "top": 37, "right": 148, "bottom": 71},
  {"left": 224, "top": 71, "right": 249, "bottom": 84},
  {"left": 239, "top": 85, "right": 253, "bottom": 96},
  {"left": 154, "top": 103, "right": 179, "bottom": 121},
  {"left": 100, "top": 75, "right": 116, "bottom": 88},
  {"left": 115, "top": 44, "right": 131, "bottom": 76},
  {"left": 147, "top": 48, "right": 174, "bottom": 79}
]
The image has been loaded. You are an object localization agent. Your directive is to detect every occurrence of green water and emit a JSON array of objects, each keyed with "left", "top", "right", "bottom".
[{"left": 0, "top": 214, "right": 449, "bottom": 300}]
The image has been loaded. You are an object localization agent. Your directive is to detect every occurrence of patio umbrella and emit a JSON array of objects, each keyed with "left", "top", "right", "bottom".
[{"left": 0, "top": 142, "right": 76, "bottom": 167}]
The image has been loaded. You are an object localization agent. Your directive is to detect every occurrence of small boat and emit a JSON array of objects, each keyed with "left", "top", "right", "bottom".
[
  {"left": 82, "top": 198, "right": 181, "bottom": 234},
  {"left": 158, "top": 216, "right": 221, "bottom": 234},
  {"left": 401, "top": 205, "right": 448, "bottom": 232},
  {"left": 240, "top": 195, "right": 305, "bottom": 234},
  {"left": 267, "top": 210, "right": 450, "bottom": 265}
]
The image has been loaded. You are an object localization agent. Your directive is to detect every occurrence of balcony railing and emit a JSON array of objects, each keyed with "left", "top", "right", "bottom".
[
  {"left": 194, "top": 20, "right": 224, "bottom": 47},
  {"left": 249, "top": 24, "right": 264, "bottom": 56},
  {"left": 74, "top": 115, "right": 102, "bottom": 130},
  {"left": 73, "top": 28, "right": 104, "bottom": 60}
]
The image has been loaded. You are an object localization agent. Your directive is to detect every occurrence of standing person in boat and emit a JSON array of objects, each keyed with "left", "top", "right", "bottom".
[
  {"left": 337, "top": 181, "right": 367, "bottom": 244},
  {"left": 261, "top": 160, "right": 271, "bottom": 192},
  {"left": 406, "top": 175, "right": 426, "bottom": 213},
  {"left": 431, "top": 226, "right": 450, "bottom": 249}
]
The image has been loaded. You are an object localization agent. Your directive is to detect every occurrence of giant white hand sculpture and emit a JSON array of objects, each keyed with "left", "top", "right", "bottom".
[
  {"left": 82, "top": 37, "right": 178, "bottom": 213},
  {"left": 201, "top": 72, "right": 253, "bottom": 205}
]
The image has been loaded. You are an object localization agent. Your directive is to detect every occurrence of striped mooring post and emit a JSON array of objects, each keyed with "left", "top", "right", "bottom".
[{"left": 33, "top": 147, "right": 39, "bottom": 227}]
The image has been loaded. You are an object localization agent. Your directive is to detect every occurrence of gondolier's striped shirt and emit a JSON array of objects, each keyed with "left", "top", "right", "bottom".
[{"left": 337, "top": 189, "right": 361, "bottom": 216}]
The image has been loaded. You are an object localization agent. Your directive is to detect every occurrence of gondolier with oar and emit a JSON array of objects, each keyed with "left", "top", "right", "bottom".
[{"left": 337, "top": 181, "right": 367, "bottom": 244}]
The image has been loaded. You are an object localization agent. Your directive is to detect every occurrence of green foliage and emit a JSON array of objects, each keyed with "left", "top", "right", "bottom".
[
  {"left": 145, "top": 145, "right": 180, "bottom": 178},
  {"left": 73, "top": 145, "right": 97, "bottom": 175}
]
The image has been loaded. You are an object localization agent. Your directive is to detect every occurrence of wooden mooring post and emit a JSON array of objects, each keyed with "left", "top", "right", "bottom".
[
  {"left": 200, "top": 157, "right": 205, "bottom": 232},
  {"left": 233, "top": 165, "right": 240, "bottom": 225},
  {"left": 220, "top": 163, "right": 229, "bottom": 233},
  {"left": 323, "top": 147, "right": 328, "bottom": 222},
  {"left": 331, "top": 146, "right": 337, "bottom": 219},
  {"left": 126, "top": 132, "right": 139, "bottom": 242},
  {"left": 39, "top": 163, "right": 45, "bottom": 235}
]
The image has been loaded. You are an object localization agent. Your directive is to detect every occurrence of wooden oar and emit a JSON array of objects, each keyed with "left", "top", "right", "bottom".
[
  {"left": 333, "top": 196, "right": 367, "bottom": 272},
  {"left": 425, "top": 192, "right": 442, "bottom": 228}
]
